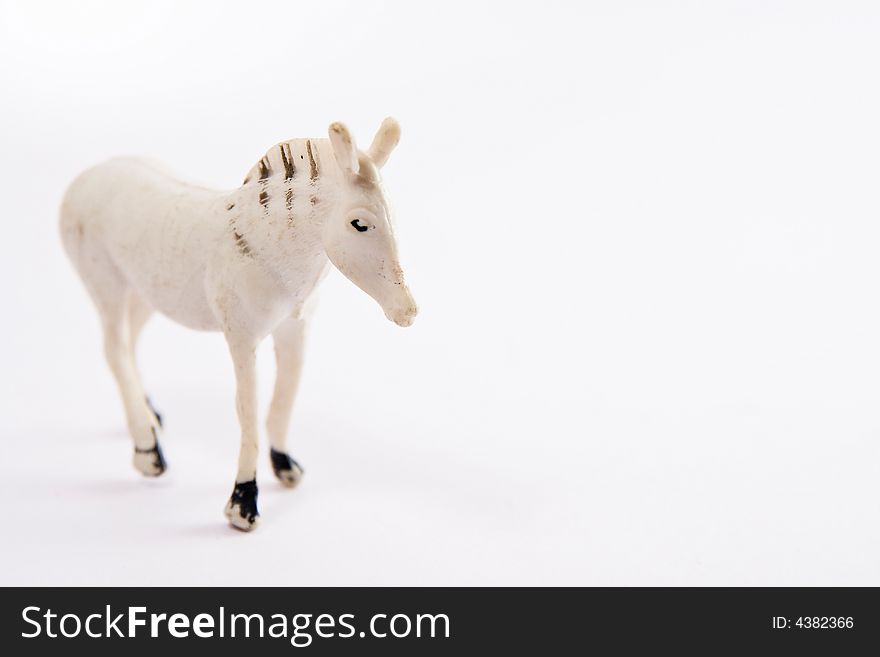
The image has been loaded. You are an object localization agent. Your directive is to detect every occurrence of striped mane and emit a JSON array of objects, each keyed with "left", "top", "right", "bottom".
[{"left": 242, "top": 139, "right": 319, "bottom": 186}]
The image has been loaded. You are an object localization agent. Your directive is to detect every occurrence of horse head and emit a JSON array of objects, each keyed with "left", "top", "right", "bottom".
[{"left": 322, "top": 118, "right": 418, "bottom": 327}]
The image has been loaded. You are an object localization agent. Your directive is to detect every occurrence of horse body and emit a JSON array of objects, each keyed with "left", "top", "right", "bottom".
[
  {"left": 60, "top": 119, "right": 415, "bottom": 530},
  {"left": 61, "top": 146, "right": 335, "bottom": 333}
]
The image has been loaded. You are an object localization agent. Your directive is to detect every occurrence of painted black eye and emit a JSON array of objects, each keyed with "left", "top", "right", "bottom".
[{"left": 350, "top": 219, "right": 369, "bottom": 232}]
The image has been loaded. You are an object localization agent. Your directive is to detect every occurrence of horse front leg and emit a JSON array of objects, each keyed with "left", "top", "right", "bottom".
[
  {"left": 223, "top": 333, "right": 261, "bottom": 531},
  {"left": 266, "top": 317, "right": 307, "bottom": 487}
]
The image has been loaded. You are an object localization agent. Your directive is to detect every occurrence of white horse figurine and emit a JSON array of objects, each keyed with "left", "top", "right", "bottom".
[{"left": 60, "top": 118, "right": 417, "bottom": 531}]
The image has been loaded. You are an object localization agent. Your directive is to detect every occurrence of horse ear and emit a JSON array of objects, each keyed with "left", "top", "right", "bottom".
[
  {"left": 368, "top": 117, "right": 401, "bottom": 168},
  {"left": 328, "top": 122, "right": 359, "bottom": 175}
]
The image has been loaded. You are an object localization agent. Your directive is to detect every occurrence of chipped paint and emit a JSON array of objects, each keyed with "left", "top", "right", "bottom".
[{"left": 233, "top": 230, "right": 252, "bottom": 256}]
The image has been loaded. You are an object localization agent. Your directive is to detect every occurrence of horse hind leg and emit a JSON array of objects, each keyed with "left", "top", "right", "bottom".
[
  {"left": 128, "top": 292, "right": 162, "bottom": 428},
  {"left": 266, "top": 317, "right": 307, "bottom": 487},
  {"left": 106, "top": 290, "right": 166, "bottom": 476},
  {"left": 71, "top": 239, "right": 166, "bottom": 476}
]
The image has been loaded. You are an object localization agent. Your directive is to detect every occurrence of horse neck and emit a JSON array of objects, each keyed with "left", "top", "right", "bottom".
[{"left": 226, "top": 139, "right": 343, "bottom": 284}]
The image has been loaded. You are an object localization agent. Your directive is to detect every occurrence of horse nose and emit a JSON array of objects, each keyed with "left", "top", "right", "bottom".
[
  {"left": 400, "top": 303, "right": 418, "bottom": 325},
  {"left": 388, "top": 289, "right": 417, "bottom": 327}
]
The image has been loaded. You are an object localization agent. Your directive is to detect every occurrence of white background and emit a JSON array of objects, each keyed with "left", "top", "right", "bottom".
[{"left": 1, "top": 0, "right": 879, "bottom": 585}]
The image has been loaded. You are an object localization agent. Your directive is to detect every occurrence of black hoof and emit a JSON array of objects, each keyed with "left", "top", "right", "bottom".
[
  {"left": 270, "top": 448, "right": 304, "bottom": 488},
  {"left": 134, "top": 442, "right": 167, "bottom": 476},
  {"left": 146, "top": 396, "right": 163, "bottom": 428},
  {"left": 225, "top": 480, "right": 259, "bottom": 531}
]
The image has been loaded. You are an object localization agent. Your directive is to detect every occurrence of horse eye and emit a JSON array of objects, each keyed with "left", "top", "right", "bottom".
[{"left": 350, "top": 219, "right": 369, "bottom": 232}]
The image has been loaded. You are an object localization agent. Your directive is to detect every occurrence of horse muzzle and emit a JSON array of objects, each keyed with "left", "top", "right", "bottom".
[{"left": 385, "top": 289, "right": 418, "bottom": 327}]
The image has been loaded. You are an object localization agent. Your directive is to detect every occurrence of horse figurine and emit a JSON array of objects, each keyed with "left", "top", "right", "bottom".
[{"left": 60, "top": 118, "right": 417, "bottom": 531}]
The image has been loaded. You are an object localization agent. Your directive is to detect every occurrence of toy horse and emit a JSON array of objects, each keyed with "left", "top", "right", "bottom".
[{"left": 60, "top": 118, "right": 417, "bottom": 530}]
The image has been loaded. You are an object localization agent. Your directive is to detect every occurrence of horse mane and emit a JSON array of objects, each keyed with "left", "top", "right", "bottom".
[{"left": 241, "top": 140, "right": 297, "bottom": 186}]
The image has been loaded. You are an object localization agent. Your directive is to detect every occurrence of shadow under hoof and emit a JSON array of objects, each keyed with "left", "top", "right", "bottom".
[
  {"left": 225, "top": 480, "right": 259, "bottom": 531},
  {"left": 270, "top": 448, "right": 304, "bottom": 488}
]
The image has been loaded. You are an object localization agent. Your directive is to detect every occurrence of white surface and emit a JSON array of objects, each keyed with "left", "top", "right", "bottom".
[{"left": 2, "top": 0, "right": 879, "bottom": 586}]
